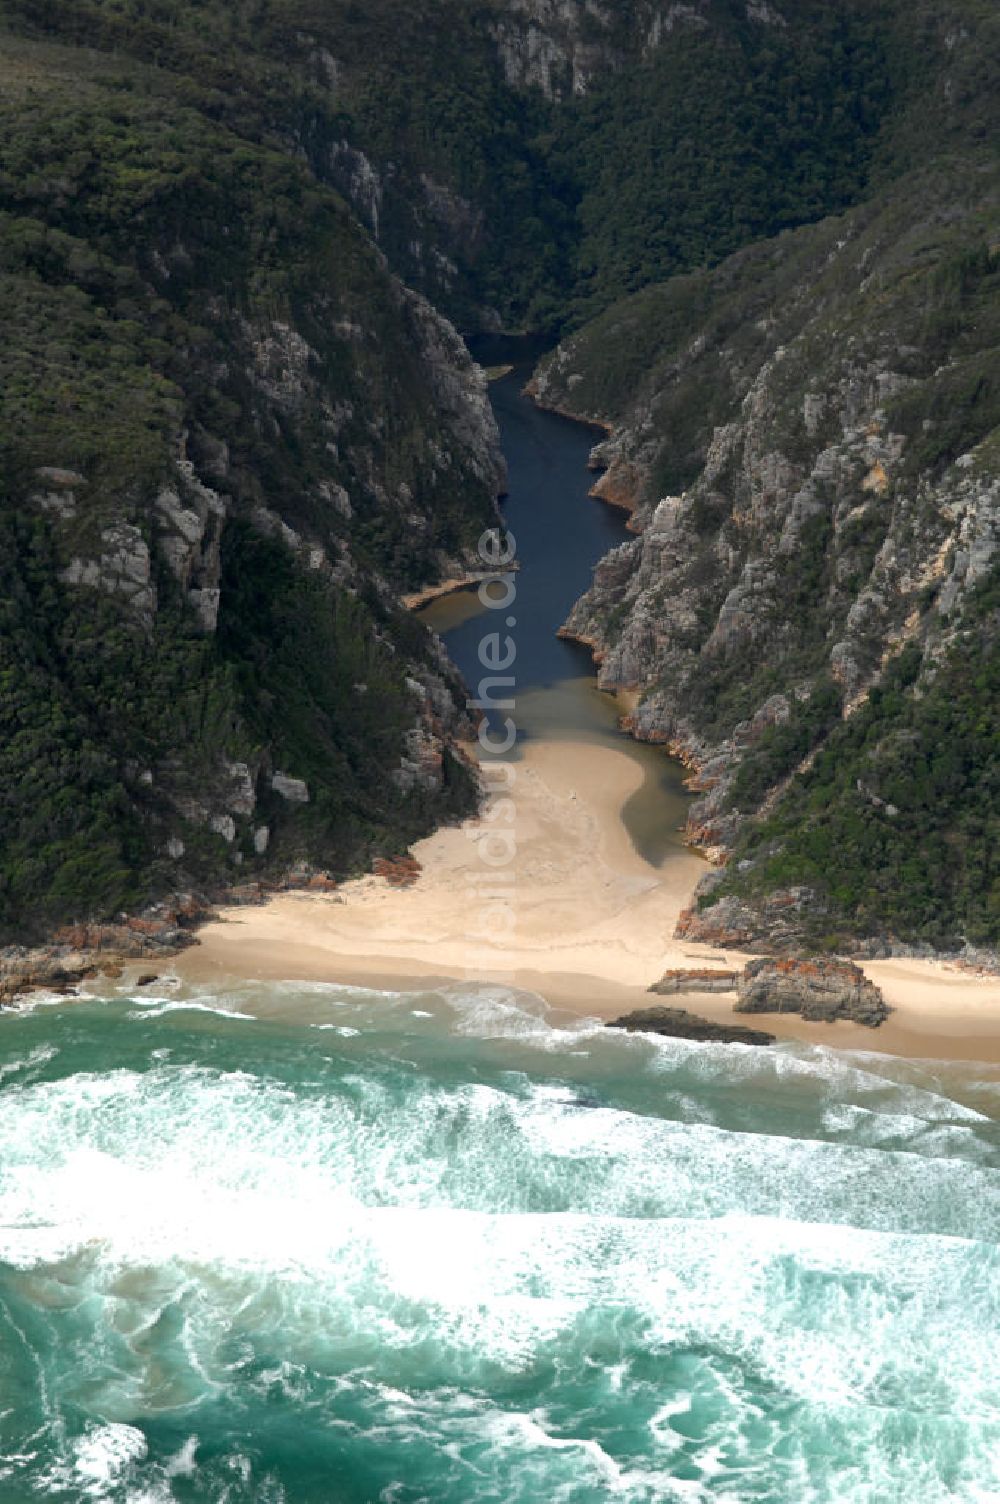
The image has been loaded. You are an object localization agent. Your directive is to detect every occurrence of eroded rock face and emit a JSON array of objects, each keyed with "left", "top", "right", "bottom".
[
  {"left": 397, "top": 283, "right": 506, "bottom": 500},
  {"left": 55, "top": 448, "right": 228, "bottom": 637},
  {"left": 490, "top": 0, "right": 711, "bottom": 99},
  {"left": 61, "top": 522, "right": 156, "bottom": 630},
  {"left": 675, "top": 884, "right": 825, "bottom": 951},
  {"left": 225, "top": 762, "right": 257, "bottom": 817},
  {"left": 328, "top": 141, "right": 383, "bottom": 237},
  {"left": 736, "top": 957, "right": 890, "bottom": 1027},
  {"left": 31, "top": 466, "right": 85, "bottom": 519},
  {"left": 532, "top": 168, "right": 999, "bottom": 955},
  {"left": 607, "top": 1005, "right": 774, "bottom": 1046},
  {"left": 392, "top": 727, "right": 445, "bottom": 795},
  {"left": 270, "top": 772, "right": 310, "bottom": 804},
  {"left": 154, "top": 456, "right": 227, "bottom": 633},
  {"left": 648, "top": 967, "right": 738, "bottom": 995},
  {"left": 210, "top": 814, "right": 236, "bottom": 843}
]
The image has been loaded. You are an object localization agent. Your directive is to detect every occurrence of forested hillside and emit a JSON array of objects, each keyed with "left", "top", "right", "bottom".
[
  {"left": 531, "top": 0, "right": 1000, "bottom": 954},
  {"left": 1, "top": 0, "right": 922, "bottom": 331},
  {"left": 0, "top": 17, "right": 502, "bottom": 939}
]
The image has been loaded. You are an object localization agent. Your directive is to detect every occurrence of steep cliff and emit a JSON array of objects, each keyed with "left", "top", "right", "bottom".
[
  {"left": 533, "top": 135, "right": 1000, "bottom": 952},
  {"left": 0, "top": 27, "right": 503, "bottom": 940}
]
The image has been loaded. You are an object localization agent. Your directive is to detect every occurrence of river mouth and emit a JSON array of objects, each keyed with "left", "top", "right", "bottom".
[
  {"left": 2, "top": 362, "right": 998, "bottom": 1504},
  {"left": 422, "top": 358, "right": 692, "bottom": 869}
]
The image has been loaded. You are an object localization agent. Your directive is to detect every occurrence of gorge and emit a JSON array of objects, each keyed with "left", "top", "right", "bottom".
[
  {"left": 1, "top": 1, "right": 1000, "bottom": 1498},
  {"left": 1, "top": 0, "right": 998, "bottom": 970}
]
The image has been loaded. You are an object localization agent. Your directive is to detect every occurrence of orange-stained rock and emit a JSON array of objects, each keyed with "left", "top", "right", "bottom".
[
  {"left": 737, "top": 956, "right": 889, "bottom": 1027},
  {"left": 373, "top": 855, "right": 422, "bottom": 887}
]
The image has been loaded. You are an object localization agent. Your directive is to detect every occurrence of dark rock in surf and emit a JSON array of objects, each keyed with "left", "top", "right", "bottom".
[{"left": 607, "top": 1005, "right": 775, "bottom": 1046}]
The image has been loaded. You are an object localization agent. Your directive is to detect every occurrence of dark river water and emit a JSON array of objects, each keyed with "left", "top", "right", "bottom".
[{"left": 422, "top": 353, "right": 692, "bottom": 867}]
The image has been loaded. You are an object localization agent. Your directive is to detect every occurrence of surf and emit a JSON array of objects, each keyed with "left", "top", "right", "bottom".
[{"left": 0, "top": 986, "right": 998, "bottom": 1503}]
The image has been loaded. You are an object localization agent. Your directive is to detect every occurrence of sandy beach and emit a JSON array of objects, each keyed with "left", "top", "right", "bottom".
[{"left": 179, "top": 735, "right": 1000, "bottom": 1064}]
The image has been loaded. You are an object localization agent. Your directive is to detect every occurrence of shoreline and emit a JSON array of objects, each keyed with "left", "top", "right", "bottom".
[
  {"left": 399, "top": 572, "right": 497, "bottom": 611},
  {"left": 178, "top": 734, "right": 1000, "bottom": 1065}
]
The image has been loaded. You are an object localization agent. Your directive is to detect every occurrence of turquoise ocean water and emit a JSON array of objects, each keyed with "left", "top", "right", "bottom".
[{"left": 0, "top": 980, "right": 999, "bottom": 1502}]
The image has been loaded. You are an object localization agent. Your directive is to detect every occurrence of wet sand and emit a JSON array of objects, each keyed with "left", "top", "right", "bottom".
[{"left": 179, "top": 736, "right": 1000, "bottom": 1065}]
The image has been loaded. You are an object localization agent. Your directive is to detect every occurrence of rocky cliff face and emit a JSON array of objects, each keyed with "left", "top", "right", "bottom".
[
  {"left": 0, "top": 27, "right": 504, "bottom": 940},
  {"left": 34, "top": 262, "right": 503, "bottom": 890},
  {"left": 534, "top": 157, "right": 1000, "bottom": 953},
  {"left": 488, "top": 0, "right": 714, "bottom": 100}
]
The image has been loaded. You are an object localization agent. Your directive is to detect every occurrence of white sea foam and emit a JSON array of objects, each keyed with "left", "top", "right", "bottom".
[
  {"left": 126, "top": 1000, "right": 257, "bottom": 1022},
  {"left": 38, "top": 1423, "right": 151, "bottom": 1500},
  {"left": 75, "top": 1424, "right": 148, "bottom": 1488},
  {"left": 442, "top": 984, "right": 594, "bottom": 1043},
  {"left": 268, "top": 978, "right": 412, "bottom": 1000},
  {"left": 163, "top": 1435, "right": 199, "bottom": 1478},
  {"left": 0, "top": 1043, "right": 58, "bottom": 1082},
  {"left": 2, "top": 986, "right": 998, "bottom": 1504},
  {"left": 1, "top": 1061, "right": 996, "bottom": 1275},
  {"left": 0, "top": 1063, "right": 996, "bottom": 1440},
  {"left": 4, "top": 989, "right": 79, "bottom": 1015}
]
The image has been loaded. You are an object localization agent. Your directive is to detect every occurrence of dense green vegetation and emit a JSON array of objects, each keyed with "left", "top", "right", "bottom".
[
  {"left": 714, "top": 575, "right": 1000, "bottom": 948},
  {"left": 725, "top": 681, "right": 842, "bottom": 815},
  {"left": 216, "top": 522, "right": 475, "bottom": 869},
  {"left": 0, "top": 0, "right": 950, "bottom": 334},
  {"left": 0, "top": 491, "right": 476, "bottom": 941},
  {"left": 0, "top": 19, "right": 491, "bottom": 938},
  {"left": 552, "top": 4, "right": 892, "bottom": 322}
]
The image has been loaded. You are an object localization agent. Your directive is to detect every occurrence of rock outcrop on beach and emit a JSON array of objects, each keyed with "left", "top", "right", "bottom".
[
  {"left": 643, "top": 958, "right": 891, "bottom": 1028},
  {"left": 736, "top": 958, "right": 891, "bottom": 1027},
  {"left": 608, "top": 1005, "right": 775, "bottom": 1047},
  {"left": 649, "top": 968, "right": 739, "bottom": 996},
  {"left": 0, "top": 901, "right": 206, "bottom": 1006}
]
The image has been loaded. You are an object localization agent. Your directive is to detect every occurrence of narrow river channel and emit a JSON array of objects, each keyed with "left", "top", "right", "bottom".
[{"left": 422, "top": 350, "right": 693, "bottom": 869}]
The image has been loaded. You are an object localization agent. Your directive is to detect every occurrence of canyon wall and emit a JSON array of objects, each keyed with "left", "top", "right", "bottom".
[{"left": 533, "top": 148, "right": 1000, "bottom": 954}]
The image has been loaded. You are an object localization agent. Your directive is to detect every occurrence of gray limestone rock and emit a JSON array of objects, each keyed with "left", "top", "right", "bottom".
[{"left": 271, "top": 772, "right": 310, "bottom": 804}]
